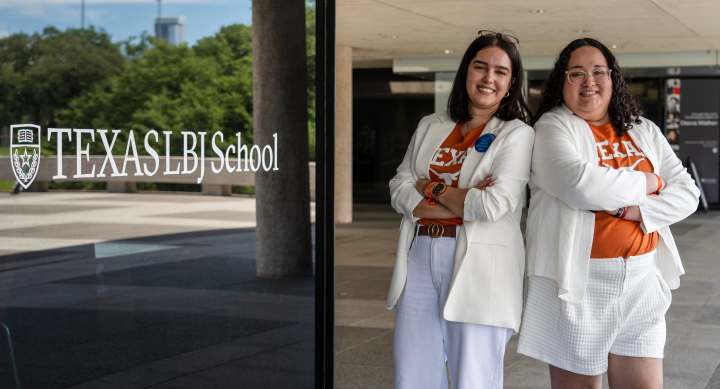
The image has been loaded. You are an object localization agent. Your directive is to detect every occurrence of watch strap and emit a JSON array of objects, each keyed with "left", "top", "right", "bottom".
[{"left": 613, "top": 207, "right": 625, "bottom": 218}]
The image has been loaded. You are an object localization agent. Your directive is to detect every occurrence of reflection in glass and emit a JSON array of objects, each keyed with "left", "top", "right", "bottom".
[{"left": 0, "top": 1, "right": 317, "bottom": 387}]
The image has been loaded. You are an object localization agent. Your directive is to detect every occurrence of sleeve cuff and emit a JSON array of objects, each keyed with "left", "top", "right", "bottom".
[
  {"left": 462, "top": 188, "right": 488, "bottom": 222},
  {"left": 407, "top": 191, "right": 425, "bottom": 223},
  {"left": 638, "top": 203, "right": 658, "bottom": 234},
  {"left": 631, "top": 171, "right": 649, "bottom": 207}
]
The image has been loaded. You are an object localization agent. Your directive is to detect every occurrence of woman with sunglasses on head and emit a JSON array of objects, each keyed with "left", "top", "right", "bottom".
[
  {"left": 518, "top": 38, "right": 700, "bottom": 389},
  {"left": 387, "top": 31, "right": 533, "bottom": 389}
]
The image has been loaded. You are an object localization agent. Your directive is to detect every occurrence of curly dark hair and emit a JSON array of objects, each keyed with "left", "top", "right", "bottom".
[
  {"left": 531, "top": 38, "right": 643, "bottom": 136},
  {"left": 447, "top": 34, "right": 531, "bottom": 124}
]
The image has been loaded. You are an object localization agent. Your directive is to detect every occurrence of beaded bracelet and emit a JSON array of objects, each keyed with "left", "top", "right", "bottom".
[{"left": 419, "top": 181, "right": 431, "bottom": 197}]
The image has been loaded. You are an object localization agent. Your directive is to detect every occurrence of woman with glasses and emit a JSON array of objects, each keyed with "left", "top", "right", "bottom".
[
  {"left": 387, "top": 31, "right": 533, "bottom": 389},
  {"left": 519, "top": 38, "right": 700, "bottom": 389}
]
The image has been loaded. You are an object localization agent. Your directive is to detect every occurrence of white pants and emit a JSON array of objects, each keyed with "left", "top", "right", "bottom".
[{"left": 393, "top": 232, "right": 513, "bottom": 389}]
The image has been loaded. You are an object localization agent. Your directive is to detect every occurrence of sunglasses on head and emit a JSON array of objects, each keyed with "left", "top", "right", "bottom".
[{"left": 477, "top": 30, "right": 519, "bottom": 47}]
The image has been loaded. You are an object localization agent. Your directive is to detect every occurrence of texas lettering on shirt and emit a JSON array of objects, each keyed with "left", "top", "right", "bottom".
[
  {"left": 418, "top": 122, "right": 486, "bottom": 227},
  {"left": 428, "top": 122, "right": 486, "bottom": 187},
  {"left": 595, "top": 136, "right": 648, "bottom": 171},
  {"left": 429, "top": 147, "right": 471, "bottom": 185},
  {"left": 589, "top": 122, "right": 658, "bottom": 259}
]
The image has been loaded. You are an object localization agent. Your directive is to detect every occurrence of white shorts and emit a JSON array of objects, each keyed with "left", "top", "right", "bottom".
[{"left": 517, "top": 250, "right": 672, "bottom": 376}]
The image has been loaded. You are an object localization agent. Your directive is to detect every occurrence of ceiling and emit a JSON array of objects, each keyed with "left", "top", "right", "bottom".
[{"left": 337, "top": 0, "right": 720, "bottom": 66}]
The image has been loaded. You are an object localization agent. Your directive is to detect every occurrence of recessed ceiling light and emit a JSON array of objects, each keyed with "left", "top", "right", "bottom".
[
  {"left": 532, "top": 9, "right": 544, "bottom": 13},
  {"left": 386, "top": 35, "right": 397, "bottom": 39},
  {"left": 611, "top": 45, "right": 618, "bottom": 49},
  {"left": 444, "top": 49, "right": 453, "bottom": 54},
  {"left": 577, "top": 29, "right": 588, "bottom": 33}
]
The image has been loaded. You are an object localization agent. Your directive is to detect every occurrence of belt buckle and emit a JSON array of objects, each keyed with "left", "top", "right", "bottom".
[{"left": 428, "top": 223, "right": 444, "bottom": 238}]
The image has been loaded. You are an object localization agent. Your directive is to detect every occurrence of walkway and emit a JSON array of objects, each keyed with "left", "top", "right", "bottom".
[
  {"left": 336, "top": 204, "right": 720, "bottom": 389},
  {"left": 0, "top": 192, "right": 313, "bottom": 388}
]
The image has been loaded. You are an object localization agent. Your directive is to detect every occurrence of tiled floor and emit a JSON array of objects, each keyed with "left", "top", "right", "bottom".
[
  {"left": 335, "top": 204, "right": 720, "bottom": 389},
  {"left": 3, "top": 192, "right": 719, "bottom": 388},
  {"left": 0, "top": 192, "right": 313, "bottom": 389}
]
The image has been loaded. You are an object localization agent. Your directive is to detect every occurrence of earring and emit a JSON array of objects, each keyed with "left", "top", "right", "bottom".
[{"left": 504, "top": 91, "right": 510, "bottom": 98}]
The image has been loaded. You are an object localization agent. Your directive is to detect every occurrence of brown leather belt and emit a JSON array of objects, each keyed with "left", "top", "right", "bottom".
[{"left": 418, "top": 223, "right": 456, "bottom": 238}]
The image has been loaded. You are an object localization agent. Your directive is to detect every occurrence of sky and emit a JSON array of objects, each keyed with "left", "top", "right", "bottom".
[{"left": 0, "top": 0, "right": 253, "bottom": 46}]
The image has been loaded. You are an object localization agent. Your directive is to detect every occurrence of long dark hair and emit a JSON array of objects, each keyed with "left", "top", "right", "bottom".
[
  {"left": 531, "top": 38, "right": 643, "bottom": 136},
  {"left": 447, "top": 34, "right": 530, "bottom": 123}
]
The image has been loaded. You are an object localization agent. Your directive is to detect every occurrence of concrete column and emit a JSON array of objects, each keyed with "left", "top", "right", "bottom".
[
  {"left": 335, "top": 46, "right": 353, "bottom": 223},
  {"left": 252, "top": 0, "right": 313, "bottom": 278}
]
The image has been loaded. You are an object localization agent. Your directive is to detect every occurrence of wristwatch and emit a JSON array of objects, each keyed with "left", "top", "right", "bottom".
[
  {"left": 613, "top": 207, "right": 628, "bottom": 219},
  {"left": 431, "top": 182, "right": 448, "bottom": 199}
]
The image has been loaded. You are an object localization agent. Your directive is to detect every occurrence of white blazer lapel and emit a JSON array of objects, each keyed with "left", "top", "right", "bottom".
[
  {"left": 627, "top": 124, "right": 658, "bottom": 173},
  {"left": 414, "top": 115, "right": 456, "bottom": 178},
  {"left": 457, "top": 117, "right": 502, "bottom": 188},
  {"left": 558, "top": 104, "right": 596, "bottom": 163}
]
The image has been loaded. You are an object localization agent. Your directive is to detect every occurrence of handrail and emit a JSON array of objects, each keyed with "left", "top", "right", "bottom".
[{"left": 0, "top": 322, "right": 20, "bottom": 389}]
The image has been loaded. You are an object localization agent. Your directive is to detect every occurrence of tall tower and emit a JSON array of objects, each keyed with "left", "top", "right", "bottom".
[{"left": 154, "top": 16, "right": 186, "bottom": 45}]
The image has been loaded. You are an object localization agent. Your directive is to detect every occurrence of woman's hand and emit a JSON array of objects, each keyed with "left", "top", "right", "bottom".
[
  {"left": 601, "top": 172, "right": 662, "bottom": 221},
  {"left": 415, "top": 178, "right": 431, "bottom": 196},
  {"left": 603, "top": 206, "right": 643, "bottom": 222},
  {"left": 412, "top": 200, "right": 459, "bottom": 219},
  {"left": 475, "top": 173, "right": 495, "bottom": 191},
  {"left": 643, "top": 172, "right": 661, "bottom": 194},
  {"left": 413, "top": 173, "right": 495, "bottom": 220}
]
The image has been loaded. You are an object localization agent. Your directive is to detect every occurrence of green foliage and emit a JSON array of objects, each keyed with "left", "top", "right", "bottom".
[
  {"left": 0, "top": 26, "right": 125, "bottom": 127},
  {"left": 49, "top": 181, "right": 106, "bottom": 191},
  {"left": 0, "top": 181, "right": 15, "bottom": 191},
  {"left": 55, "top": 26, "right": 255, "bottom": 158},
  {"left": 1, "top": 3, "right": 318, "bottom": 186},
  {"left": 307, "top": 0, "right": 316, "bottom": 162},
  {"left": 232, "top": 185, "right": 255, "bottom": 195},
  {"left": 120, "top": 32, "right": 152, "bottom": 59}
]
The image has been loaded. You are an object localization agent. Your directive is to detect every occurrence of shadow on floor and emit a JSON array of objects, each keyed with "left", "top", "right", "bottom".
[{"left": 0, "top": 228, "right": 314, "bottom": 389}]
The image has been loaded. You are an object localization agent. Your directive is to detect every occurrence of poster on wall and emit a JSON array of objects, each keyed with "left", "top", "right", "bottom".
[
  {"left": 665, "top": 78, "right": 680, "bottom": 151},
  {"left": 677, "top": 78, "right": 720, "bottom": 203}
]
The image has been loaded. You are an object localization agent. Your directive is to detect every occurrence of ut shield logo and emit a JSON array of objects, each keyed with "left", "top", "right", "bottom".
[{"left": 10, "top": 124, "right": 41, "bottom": 189}]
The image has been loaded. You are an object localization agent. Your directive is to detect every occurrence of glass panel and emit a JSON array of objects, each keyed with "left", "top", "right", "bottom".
[
  {"left": 336, "top": 4, "right": 719, "bottom": 387},
  {"left": 352, "top": 69, "right": 434, "bottom": 202},
  {"left": 0, "top": 1, "right": 318, "bottom": 388}
]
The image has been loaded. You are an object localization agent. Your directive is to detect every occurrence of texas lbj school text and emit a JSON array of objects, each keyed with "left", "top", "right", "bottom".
[{"left": 46, "top": 128, "right": 279, "bottom": 184}]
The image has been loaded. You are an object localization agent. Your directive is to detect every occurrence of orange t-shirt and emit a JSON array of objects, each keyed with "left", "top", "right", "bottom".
[
  {"left": 589, "top": 123, "right": 658, "bottom": 258},
  {"left": 418, "top": 122, "right": 487, "bottom": 227}
]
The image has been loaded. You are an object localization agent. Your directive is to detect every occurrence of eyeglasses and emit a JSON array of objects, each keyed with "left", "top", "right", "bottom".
[
  {"left": 477, "top": 30, "right": 519, "bottom": 47},
  {"left": 565, "top": 69, "right": 612, "bottom": 85}
]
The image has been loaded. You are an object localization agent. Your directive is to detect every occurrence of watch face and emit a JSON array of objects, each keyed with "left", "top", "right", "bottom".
[{"left": 433, "top": 183, "right": 445, "bottom": 193}]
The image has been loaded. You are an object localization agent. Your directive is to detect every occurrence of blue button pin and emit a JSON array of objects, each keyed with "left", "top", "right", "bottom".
[{"left": 474, "top": 133, "right": 496, "bottom": 152}]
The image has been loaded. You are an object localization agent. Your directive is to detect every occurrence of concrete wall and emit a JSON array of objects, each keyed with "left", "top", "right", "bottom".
[{"left": 1, "top": 156, "right": 316, "bottom": 199}]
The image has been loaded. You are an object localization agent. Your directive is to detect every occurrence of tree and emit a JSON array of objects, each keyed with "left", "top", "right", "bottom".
[
  {"left": 56, "top": 27, "right": 254, "bottom": 158},
  {"left": 0, "top": 26, "right": 125, "bottom": 128},
  {"left": 3, "top": 2, "right": 317, "bottom": 165},
  {"left": 306, "top": 0, "right": 316, "bottom": 161}
]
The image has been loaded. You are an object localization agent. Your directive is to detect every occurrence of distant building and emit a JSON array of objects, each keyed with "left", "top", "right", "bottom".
[{"left": 154, "top": 16, "right": 186, "bottom": 45}]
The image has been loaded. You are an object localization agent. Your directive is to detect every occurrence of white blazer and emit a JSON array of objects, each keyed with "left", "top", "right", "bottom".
[
  {"left": 387, "top": 110, "right": 534, "bottom": 333},
  {"left": 526, "top": 104, "right": 700, "bottom": 304}
]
